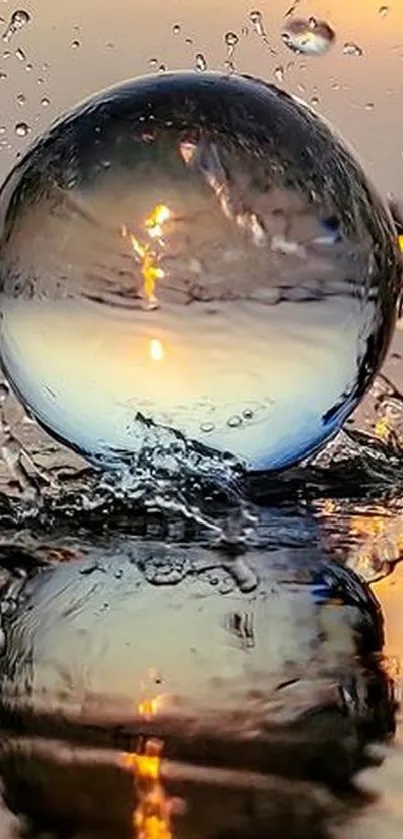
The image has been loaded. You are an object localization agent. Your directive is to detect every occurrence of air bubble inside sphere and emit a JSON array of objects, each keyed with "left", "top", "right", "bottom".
[{"left": 0, "top": 72, "right": 401, "bottom": 472}]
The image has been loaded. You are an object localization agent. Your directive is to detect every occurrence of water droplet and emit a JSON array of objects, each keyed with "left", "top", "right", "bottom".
[
  {"left": 227, "top": 415, "right": 242, "bottom": 428},
  {"left": 2, "top": 8, "right": 30, "bottom": 42},
  {"left": 185, "top": 37, "right": 193, "bottom": 45},
  {"left": 159, "top": 63, "right": 167, "bottom": 72},
  {"left": 172, "top": 23, "right": 181, "bottom": 35},
  {"left": 200, "top": 421, "right": 214, "bottom": 433},
  {"left": 0, "top": 71, "right": 7, "bottom": 80},
  {"left": 274, "top": 65, "right": 285, "bottom": 83},
  {"left": 25, "top": 62, "right": 32, "bottom": 71},
  {"left": 242, "top": 409, "right": 254, "bottom": 420},
  {"left": 16, "top": 92, "right": 25, "bottom": 105},
  {"left": 379, "top": 5, "right": 389, "bottom": 16},
  {"left": 71, "top": 39, "right": 80, "bottom": 49},
  {"left": 343, "top": 41, "right": 363, "bottom": 56},
  {"left": 40, "top": 95, "right": 50, "bottom": 107},
  {"left": 310, "top": 95, "right": 319, "bottom": 106},
  {"left": 0, "top": 126, "right": 6, "bottom": 135},
  {"left": 149, "top": 57, "right": 158, "bottom": 67},
  {"left": 2, "top": 50, "right": 10, "bottom": 59},
  {"left": 365, "top": 102, "right": 375, "bottom": 110},
  {"left": 282, "top": 17, "right": 336, "bottom": 56},
  {"left": 37, "top": 76, "right": 44, "bottom": 84},
  {"left": 224, "top": 31, "right": 239, "bottom": 56},
  {"left": 15, "top": 46, "right": 25, "bottom": 61},
  {"left": 195, "top": 52, "right": 207, "bottom": 72},
  {"left": 224, "top": 58, "right": 235, "bottom": 73},
  {"left": 249, "top": 10, "right": 265, "bottom": 37},
  {"left": 11, "top": 9, "right": 30, "bottom": 28},
  {"left": 14, "top": 120, "right": 29, "bottom": 136}
]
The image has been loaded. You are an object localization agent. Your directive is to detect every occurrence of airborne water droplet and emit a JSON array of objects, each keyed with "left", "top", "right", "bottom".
[
  {"left": 41, "top": 95, "right": 50, "bottom": 107},
  {"left": 378, "top": 5, "right": 389, "bottom": 16},
  {"left": 343, "top": 41, "right": 363, "bottom": 56},
  {"left": 195, "top": 52, "right": 207, "bottom": 71},
  {"left": 2, "top": 8, "right": 30, "bottom": 43},
  {"left": 15, "top": 46, "right": 25, "bottom": 61},
  {"left": 71, "top": 39, "right": 80, "bottom": 49},
  {"left": 282, "top": 17, "right": 336, "bottom": 56},
  {"left": 227, "top": 415, "right": 242, "bottom": 428},
  {"left": 172, "top": 23, "right": 181, "bottom": 35},
  {"left": 249, "top": 10, "right": 265, "bottom": 37},
  {"left": 224, "top": 31, "right": 239, "bottom": 57},
  {"left": 16, "top": 92, "right": 25, "bottom": 105},
  {"left": 274, "top": 65, "right": 285, "bottom": 83},
  {"left": 14, "top": 120, "right": 29, "bottom": 136},
  {"left": 200, "top": 421, "right": 214, "bottom": 433}
]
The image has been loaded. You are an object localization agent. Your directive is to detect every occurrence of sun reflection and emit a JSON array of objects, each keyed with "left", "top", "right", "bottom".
[
  {"left": 121, "top": 203, "right": 171, "bottom": 309},
  {"left": 123, "top": 688, "right": 179, "bottom": 839},
  {"left": 124, "top": 738, "right": 174, "bottom": 839},
  {"left": 149, "top": 338, "right": 165, "bottom": 362},
  {"left": 318, "top": 498, "right": 403, "bottom": 582}
]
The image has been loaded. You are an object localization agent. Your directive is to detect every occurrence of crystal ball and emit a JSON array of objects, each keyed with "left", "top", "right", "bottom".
[{"left": 0, "top": 72, "right": 400, "bottom": 472}]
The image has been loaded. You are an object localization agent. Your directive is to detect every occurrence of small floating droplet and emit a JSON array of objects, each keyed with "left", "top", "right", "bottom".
[
  {"left": 274, "top": 65, "right": 285, "bottom": 83},
  {"left": 16, "top": 92, "right": 25, "bottom": 105},
  {"left": 195, "top": 52, "right": 207, "bottom": 71},
  {"left": 2, "top": 9, "right": 30, "bottom": 43},
  {"left": 343, "top": 41, "right": 363, "bottom": 56},
  {"left": 41, "top": 95, "right": 50, "bottom": 107},
  {"left": 282, "top": 17, "right": 335, "bottom": 56},
  {"left": 227, "top": 415, "right": 242, "bottom": 428},
  {"left": 15, "top": 46, "right": 25, "bottom": 61},
  {"left": 249, "top": 10, "right": 265, "bottom": 37},
  {"left": 172, "top": 23, "right": 181, "bottom": 35},
  {"left": 224, "top": 31, "right": 239, "bottom": 56},
  {"left": 14, "top": 120, "right": 30, "bottom": 137},
  {"left": 378, "top": 5, "right": 389, "bottom": 16},
  {"left": 71, "top": 39, "right": 80, "bottom": 49},
  {"left": 200, "top": 422, "right": 214, "bottom": 433}
]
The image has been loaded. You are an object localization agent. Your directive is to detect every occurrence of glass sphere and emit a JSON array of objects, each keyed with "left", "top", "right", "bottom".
[{"left": 0, "top": 72, "right": 400, "bottom": 472}]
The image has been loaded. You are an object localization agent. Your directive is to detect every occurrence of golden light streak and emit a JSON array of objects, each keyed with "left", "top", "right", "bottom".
[
  {"left": 398, "top": 234, "right": 403, "bottom": 253},
  {"left": 374, "top": 415, "right": 390, "bottom": 442},
  {"left": 122, "top": 203, "right": 170, "bottom": 308},
  {"left": 124, "top": 738, "right": 173, "bottom": 839},
  {"left": 145, "top": 204, "right": 171, "bottom": 240},
  {"left": 123, "top": 689, "right": 179, "bottom": 839}
]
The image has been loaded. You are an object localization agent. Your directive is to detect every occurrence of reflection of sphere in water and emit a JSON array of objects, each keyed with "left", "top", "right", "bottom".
[
  {"left": 0, "top": 72, "right": 400, "bottom": 472},
  {"left": 0, "top": 541, "right": 395, "bottom": 834}
]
